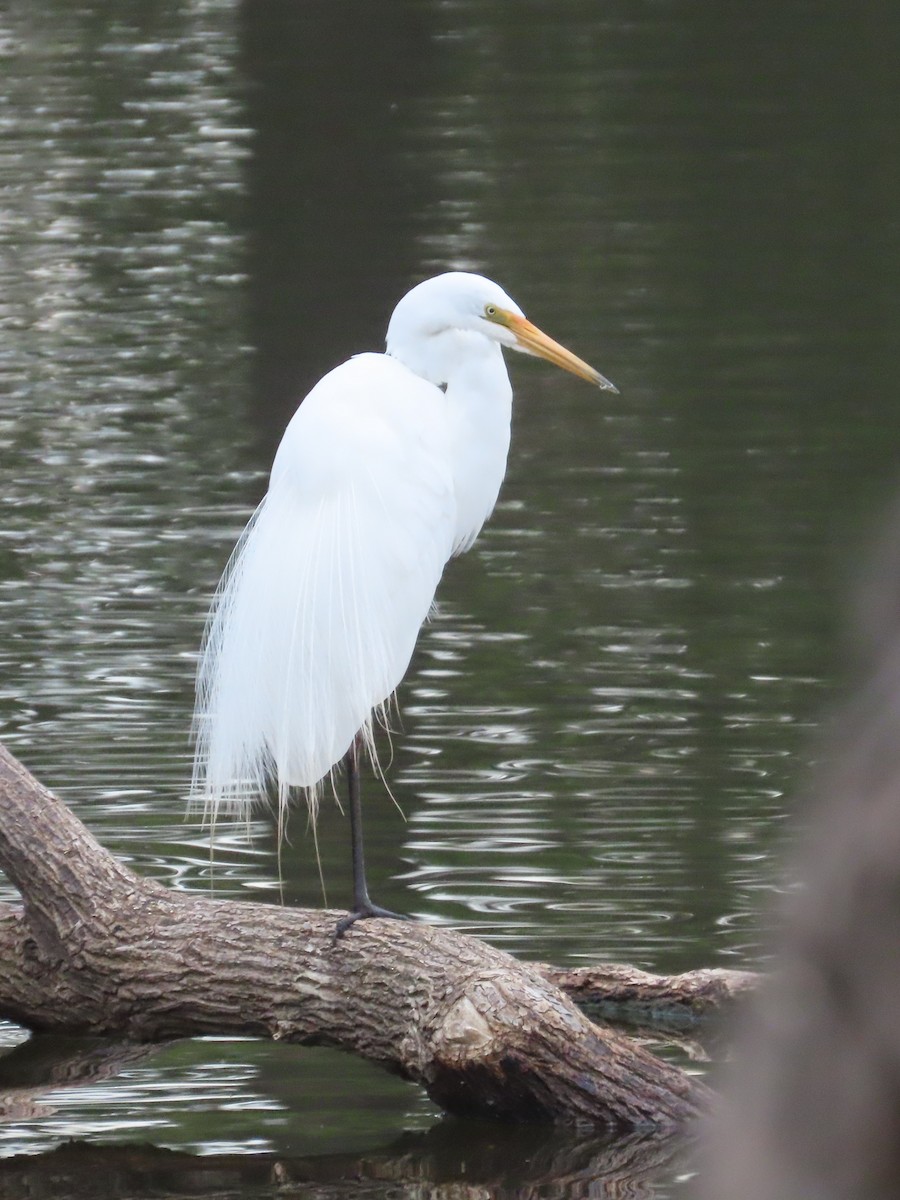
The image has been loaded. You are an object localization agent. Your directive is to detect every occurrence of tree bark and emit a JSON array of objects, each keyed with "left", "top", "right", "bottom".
[{"left": 0, "top": 743, "right": 710, "bottom": 1130}]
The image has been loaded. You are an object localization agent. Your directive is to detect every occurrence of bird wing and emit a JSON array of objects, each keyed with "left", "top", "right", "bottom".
[{"left": 193, "top": 353, "right": 456, "bottom": 816}]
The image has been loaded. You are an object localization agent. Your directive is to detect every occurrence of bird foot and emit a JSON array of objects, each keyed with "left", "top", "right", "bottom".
[{"left": 333, "top": 901, "right": 412, "bottom": 941}]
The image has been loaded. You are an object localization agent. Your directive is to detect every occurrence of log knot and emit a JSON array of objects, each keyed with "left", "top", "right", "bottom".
[{"left": 437, "top": 994, "right": 494, "bottom": 1056}]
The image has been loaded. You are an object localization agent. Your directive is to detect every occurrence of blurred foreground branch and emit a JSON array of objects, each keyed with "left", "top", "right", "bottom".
[{"left": 702, "top": 501, "right": 900, "bottom": 1199}]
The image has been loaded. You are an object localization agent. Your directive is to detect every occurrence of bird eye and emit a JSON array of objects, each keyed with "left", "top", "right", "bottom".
[{"left": 485, "top": 304, "right": 497, "bottom": 317}]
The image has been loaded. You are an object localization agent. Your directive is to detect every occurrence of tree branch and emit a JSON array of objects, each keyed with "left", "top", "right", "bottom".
[
  {"left": 0, "top": 743, "right": 710, "bottom": 1129},
  {"left": 537, "top": 962, "right": 757, "bottom": 1029}
]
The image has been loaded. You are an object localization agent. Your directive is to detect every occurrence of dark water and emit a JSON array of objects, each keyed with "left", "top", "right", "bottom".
[{"left": 1, "top": 0, "right": 898, "bottom": 1195}]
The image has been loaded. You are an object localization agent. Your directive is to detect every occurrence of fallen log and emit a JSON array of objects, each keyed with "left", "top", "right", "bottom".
[{"left": 0, "top": 742, "right": 710, "bottom": 1130}]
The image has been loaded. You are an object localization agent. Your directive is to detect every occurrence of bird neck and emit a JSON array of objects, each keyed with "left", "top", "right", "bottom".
[
  {"left": 387, "top": 328, "right": 505, "bottom": 391},
  {"left": 386, "top": 329, "right": 514, "bottom": 552},
  {"left": 442, "top": 338, "right": 514, "bottom": 553}
]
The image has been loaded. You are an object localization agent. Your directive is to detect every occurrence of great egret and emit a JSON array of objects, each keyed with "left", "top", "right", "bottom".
[{"left": 192, "top": 271, "right": 617, "bottom": 933}]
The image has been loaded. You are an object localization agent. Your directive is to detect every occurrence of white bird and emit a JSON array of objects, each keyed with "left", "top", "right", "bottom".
[{"left": 192, "top": 271, "right": 617, "bottom": 934}]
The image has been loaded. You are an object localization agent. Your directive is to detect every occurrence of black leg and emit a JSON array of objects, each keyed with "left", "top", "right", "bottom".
[{"left": 333, "top": 733, "right": 411, "bottom": 939}]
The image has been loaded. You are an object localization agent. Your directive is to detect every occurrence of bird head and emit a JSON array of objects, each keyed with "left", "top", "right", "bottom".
[{"left": 385, "top": 272, "right": 618, "bottom": 393}]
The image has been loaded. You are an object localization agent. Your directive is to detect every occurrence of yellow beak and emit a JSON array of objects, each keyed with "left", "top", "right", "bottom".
[{"left": 495, "top": 310, "right": 619, "bottom": 393}]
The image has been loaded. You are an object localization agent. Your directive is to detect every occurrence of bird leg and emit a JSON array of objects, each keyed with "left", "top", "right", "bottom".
[{"left": 333, "top": 733, "right": 410, "bottom": 939}]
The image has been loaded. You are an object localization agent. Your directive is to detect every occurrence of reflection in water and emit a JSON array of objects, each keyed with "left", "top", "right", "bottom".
[
  {"left": 0, "top": 1115, "right": 693, "bottom": 1198},
  {"left": 0, "top": 0, "right": 896, "bottom": 1191}
]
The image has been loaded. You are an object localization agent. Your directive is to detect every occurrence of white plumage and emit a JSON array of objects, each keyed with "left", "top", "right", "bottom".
[
  {"left": 195, "top": 353, "right": 457, "bottom": 808},
  {"left": 192, "top": 271, "right": 616, "bottom": 925}
]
